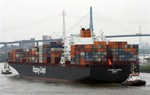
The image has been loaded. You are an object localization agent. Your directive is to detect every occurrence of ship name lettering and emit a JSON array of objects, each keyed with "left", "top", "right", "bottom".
[
  {"left": 108, "top": 69, "right": 122, "bottom": 74},
  {"left": 32, "top": 66, "right": 46, "bottom": 74}
]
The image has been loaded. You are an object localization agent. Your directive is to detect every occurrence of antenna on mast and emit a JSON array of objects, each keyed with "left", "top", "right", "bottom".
[
  {"left": 62, "top": 10, "right": 66, "bottom": 40},
  {"left": 90, "top": 6, "right": 94, "bottom": 35}
]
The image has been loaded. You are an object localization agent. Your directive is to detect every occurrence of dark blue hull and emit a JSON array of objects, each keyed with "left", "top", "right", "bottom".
[{"left": 9, "top": 63, "right": 131, "bottom": 83}]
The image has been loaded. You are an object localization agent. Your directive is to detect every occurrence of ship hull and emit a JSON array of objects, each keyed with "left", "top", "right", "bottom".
[{"left": 9, "top": 63, "right": 131, "bottom": 83}]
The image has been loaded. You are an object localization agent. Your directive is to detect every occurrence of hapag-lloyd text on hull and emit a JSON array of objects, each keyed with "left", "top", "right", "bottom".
[{"left": 32, "top": 66, "right": 46, "bottom": 74}]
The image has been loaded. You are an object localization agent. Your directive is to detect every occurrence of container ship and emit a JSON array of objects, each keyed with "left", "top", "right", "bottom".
[{"left": 7, "top": 7, "right": 139, "bottom": 83}]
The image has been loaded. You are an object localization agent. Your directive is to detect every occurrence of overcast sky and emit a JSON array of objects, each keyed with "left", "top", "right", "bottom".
[{"left": 0, "top": 0, "right": 150, "bottom": 44}]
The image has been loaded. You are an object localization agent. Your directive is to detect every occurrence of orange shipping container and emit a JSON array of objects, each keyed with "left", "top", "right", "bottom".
[
  {"left": 85, "top": 48, "right": 92, "bottom": 52},
  {"left": 94, "top": 41, "right": 106, "bottom": 45},
  {"left": 133, "top": 51, "right": 138, "bottom": 55},
  {"left": 71, "top": 51, "right": 75, "bottom": 55},
  {"left": 31, "top": 52, "right": 35, "bottom": 55},
  {"left": 80, "top": 58, "right": 85, "bottom": 65},
  {"left": 118, "top": 42, "right": 127, "bottom": 45},
  {"left": 124, "top": 48, "right": 129, "bottom": 52},
  {"left": 80, "top": 29, "right": 91, "bottom": 37},
  {"left": 43, "top": 53, "right": 48, "bottom": 57},
  {"left": 108, "top": 42, "right": 117, "bottom": 45},
  {"left": 51, "top": 53, "right": 61, "bottom": 58},
  {"left": 42, "top": 60, "right": 47, "bottom": 64},
  {"left": 108, "top": 45, "right": 118, "bottom": 48},
  {"left": 71, "top": 45, "right": 75, "bottom": 50},
  {"left": 75, "top": 51, "right": 80, "bottom": 55},
  {"left": 130, "top": 48, "right": 136, "bottom": 52},
  {"left": 118, "top": 45, "right": 127, "bottom": 48},
  {"left": 97, "top": 49, "right": 106, "bottom": 52},
  {"left": 85, "top": 44, "right": 92, "bottom": 48},
  {"left": 71, "top": 54, "right": 75, "bottom": 58}
]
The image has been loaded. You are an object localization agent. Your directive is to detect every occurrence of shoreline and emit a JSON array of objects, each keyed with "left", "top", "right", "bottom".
[{"left": 140, "top": 65, "right": 150, "bottom": 73}]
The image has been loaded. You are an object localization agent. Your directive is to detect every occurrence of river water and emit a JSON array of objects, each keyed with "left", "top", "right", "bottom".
[{"left": 0, "top": 62, "right": 150, "bottom": 95}]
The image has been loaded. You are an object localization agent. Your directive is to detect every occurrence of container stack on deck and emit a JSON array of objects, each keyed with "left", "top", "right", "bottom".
[
  {"left": 25, "top": 49, "right": 30, "bottom": 63},
  {"left": 39, "top": 46, "right": 43, "bottom": 63},
  {"left": 92, "top": 41, "right": 107, "bottom": 64},
  {"left": 70, "top": 41, "right": 107, "bottom": 65},
  {"left": 107, "top": 42, "right": 139, "bottom": 65},
  {"left": 70, "top": 41, "right": 139, "bottom": 66},
  {"left": 42, "top": 44, "right": 51, "bottom": 64},
  {"left": 30, "top": 47, "right": 39, "bottom": 63},
  {"left": 50, "top": 42, "right": 63, "bottom": 64},
  {"left": 126, "top": 45, "right": 138, "bottom": 61},
  {"left": 8, "top": 49, "right": 24, "bottom": 63},
  {"left": 8, "top": 41, "right": 63, "bottom": 64},
  {"left": 8, "top": 40, "right": 138, "bottom": 66},
  {"left": 107, "top": 42, "right": 127, "bottom": 63}
]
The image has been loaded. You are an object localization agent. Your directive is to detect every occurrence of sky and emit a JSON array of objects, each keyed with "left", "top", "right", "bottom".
[{"left": 0, "top": 0, "right": 150, "bottom": 44}]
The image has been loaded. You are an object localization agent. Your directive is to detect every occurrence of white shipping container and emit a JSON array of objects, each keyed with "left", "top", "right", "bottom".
[
  {"left": 39, "top": 50, "right": 43, "bottom": 53},
  {"left": 25, "top": 49, "right": 30, "bottom": 52},
  {"left": 80, "top": 52, "right": 85, "bottom": 56},
  {"left": 31, "top": 57, "right": 35, "bottom": 60},
  {"left": 39, "top": 55, "right": 43, "bottom": 57},
  {"left": 35, "top": 52, "right": 39, "bottom": 55},
  {"left": 71, "top": 61, "right": 75, "bottom": 64},
  {"left": 32, "top": 48, "right": 38, "bottom": 52},
  {"left": 39, "top": 58, "right": 43, "bottom": 60},
  {"left": 51, "top": 48, "right": 63, "bottom": 51},
  {"left": 133, "top": 55, "right": 138, "bottom": 58},
  {"left": 16, "top": 54, "right": 19, "bottom": 57},
  {"left": 39, "top": 60, "right": 43, "bottom": 63}
]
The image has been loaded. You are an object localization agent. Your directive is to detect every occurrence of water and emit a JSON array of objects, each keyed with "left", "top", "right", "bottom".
[{"left": 0, "top": 62, "right": 150, "bottom": 95}]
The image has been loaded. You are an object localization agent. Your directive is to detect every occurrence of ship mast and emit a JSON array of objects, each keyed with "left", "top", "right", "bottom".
[
  {"left": 90, "top": 6, "right": 94, "bottom": 35},
  {"left": 62, "top": 10, "right": 66, "bottom": 40},
  {"left": 60, "top": 10, "right": 68, "bottom": 65},
  {"left": 89, "top": 6, "right": 97, "bottom": 41}
]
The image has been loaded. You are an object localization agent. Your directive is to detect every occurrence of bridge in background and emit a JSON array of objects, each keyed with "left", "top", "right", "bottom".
[
  {"left": 0, "top": 33, "right": 150, "bottom": 61},
  {"left": 1, "top": 33, "right": 150, "bottom": 44},
  {"left": 105, "top": 33, "right": 150, "bottom": 38}
]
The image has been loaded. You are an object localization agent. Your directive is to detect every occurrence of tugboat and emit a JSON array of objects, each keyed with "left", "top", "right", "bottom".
[
  {"left": 1, "top": 62, "right": 12, "bottom": 74},
  {"left": 122, "top": 63, "right": 146, "bottom": 86},
  {"left": 122, "top": 74, "right": 146, "bottom": 86}
]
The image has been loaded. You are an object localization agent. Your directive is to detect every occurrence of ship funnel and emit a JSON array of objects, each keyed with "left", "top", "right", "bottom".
[{"left": 89, "top": 6, "right": 94, "bottom": 34}]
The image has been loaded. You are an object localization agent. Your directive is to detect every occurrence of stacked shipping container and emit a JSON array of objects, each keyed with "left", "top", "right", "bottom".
[
  {"left": 70, "top": 41, "right": 107, "bottom": 65},
  {"left": 8, "top": 49, "right": 24, "bottom": 62},
  {"left": 25, "top": 49, "right": 30, "bottom": 63},
  {"left": 31, "top": 47, "right": 39, "bottom": 63},
  {"left": 8, "top": 41, "right": 138, "bottom": 66},
  {"left": 24, "top": 47, "right": 39, "bottom": 63},
  {"left": 50, "top": 42, "right": 63, "bottom": 64},
  {"left": 107, "top": 42, "right": 138, "bottom": 64},
  {"left": 42, "top": 44, "right": 51, "bottom": 64},
  {"left": 8, "top": 41, "right": 63, "bottom": 64},
  {"left": 93, "top": 41, "right": 107, "bottom": 63},
  {"left": 39, "top": 46, "right": 43, "bottom": 63}
]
